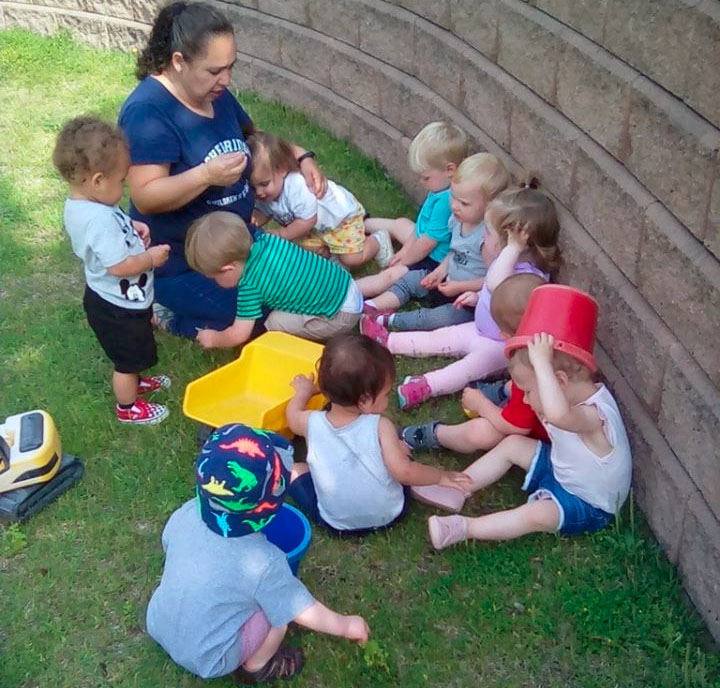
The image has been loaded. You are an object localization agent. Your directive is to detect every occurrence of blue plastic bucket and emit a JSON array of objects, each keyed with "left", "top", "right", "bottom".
[{"left": 263, "top": 503, "right": 312, "bottom": 575}]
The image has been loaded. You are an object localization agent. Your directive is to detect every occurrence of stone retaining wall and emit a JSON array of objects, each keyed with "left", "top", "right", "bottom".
[{"left": 1, "top": 0, "right": 719, "bottom": 640}]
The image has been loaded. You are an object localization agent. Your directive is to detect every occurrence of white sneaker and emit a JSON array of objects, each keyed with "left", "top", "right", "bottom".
[{"left": 373, "top": 230, "right": 395, "bottom": 268}]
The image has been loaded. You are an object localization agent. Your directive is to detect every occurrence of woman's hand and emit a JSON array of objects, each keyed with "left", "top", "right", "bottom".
[
  {"left": 204, "top": 152, "right": 247, "bottom": 187},
  {"left": 300, "top": 157, "right": 328, "bottom": 198},
  {"left": 453, "top": 290, "right": 478, "bottom": 309}
]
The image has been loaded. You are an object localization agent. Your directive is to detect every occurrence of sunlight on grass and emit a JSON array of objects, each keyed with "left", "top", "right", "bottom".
[{"left": 1, "top": 27, "right": 718, "bottom": 688}]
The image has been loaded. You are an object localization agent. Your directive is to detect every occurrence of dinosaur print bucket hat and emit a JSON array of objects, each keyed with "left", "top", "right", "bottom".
[{"left": 195, "top": 424, "right": 293, "bottom": 538}]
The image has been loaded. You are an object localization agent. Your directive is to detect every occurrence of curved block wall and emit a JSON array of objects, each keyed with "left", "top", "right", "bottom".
[{"left": 2, "top": 0, "right": 719, "bottom": 638}]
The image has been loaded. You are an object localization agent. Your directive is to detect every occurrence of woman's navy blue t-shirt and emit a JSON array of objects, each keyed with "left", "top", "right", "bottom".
[{"left": 118, "top": 78, "right": 255, "bottom": 278}]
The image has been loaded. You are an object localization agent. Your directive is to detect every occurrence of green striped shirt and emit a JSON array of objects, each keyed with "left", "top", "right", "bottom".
[{"left": 236, "top": 233, "right": 351, "bottom": 320}]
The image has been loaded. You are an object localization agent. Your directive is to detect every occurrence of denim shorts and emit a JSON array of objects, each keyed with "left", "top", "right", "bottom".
[{"left": 522, "top": 442, "right": 614, "bottom": 536}]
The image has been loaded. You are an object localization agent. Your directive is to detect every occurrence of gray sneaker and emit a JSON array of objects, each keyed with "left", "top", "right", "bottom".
[
  {"left": 401, "top": 421, "right": 440, "bottom": 450},
  {"left": 151, "top": 302, "right": 175, "bottom": 332}
]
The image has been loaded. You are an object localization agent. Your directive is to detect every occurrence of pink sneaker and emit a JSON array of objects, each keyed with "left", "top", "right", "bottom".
[
  {"left": 116, "top": 398, "right": 169, "bottom": 425},
  {"left": 428, "top": 515, "right": 468, "bottom": 550},
  {"left": 137, "top": 374, "right": 171, "bottom": 396},
  {"left": 359, "top": 315, "right": 389, "bottom": 346},
  {"left": 411, "top": 484, "right": 466, "bottom": 512},
  {"left": 362, "top": 303, "right": 394, "bottom": 328},
  {"left": 397, "top": 375, "right": 431, "bottom": 410}
]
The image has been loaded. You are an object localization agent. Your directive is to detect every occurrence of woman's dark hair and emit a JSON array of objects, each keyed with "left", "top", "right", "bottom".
[
  {"left": 135, "top": 1, "right": 234, "bottom": 79},
  {"left": 317, "top": 334, "right": 396, "bottom": 407}
]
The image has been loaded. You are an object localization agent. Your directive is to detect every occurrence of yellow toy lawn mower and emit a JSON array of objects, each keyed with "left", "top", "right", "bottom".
[{"left": 0, "top": 410, "right": 84, "bottom": 522}]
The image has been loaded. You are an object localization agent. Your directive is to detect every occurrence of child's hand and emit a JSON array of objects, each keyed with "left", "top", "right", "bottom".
[
  {"left": 420, "top": 266, "right": 445, "bottom": 290},
  {"left": 461, "top": 387, "right": 494, "bottom": 415},
  {"left": 148, "top": 244, "right": 170, "bottom": 268},
  {"left": 344, "top": 615, "right": 370, "bottom": 644},
  {"left": 453, "top": 290, "right": 478, "bottom": 309},
  {"left": 506, "top": 223, "right": 531, "bottom": 251},
  {"left": 439, "top": 471, "right": 474, "bottom": 492},
  {"left": 204, "top": 152, "right": 247, "bottom": 187},
  {"left": 132, "top": 220, "right": 151, "bottom": 248},
  {"left": 436, "top": 280, "right": 458, "bottom": 297},
  {"left": 527, "top": 332, "right": 555, "bottom": 368},
  {"left": 196, "top": 328, "right": 219, "bottom": 350},
  {"left": 388, "top": 249, "right": 405, "bottom": 267},
  {"left": 291, "top": 374, "right": 318, "bottom": 397}
]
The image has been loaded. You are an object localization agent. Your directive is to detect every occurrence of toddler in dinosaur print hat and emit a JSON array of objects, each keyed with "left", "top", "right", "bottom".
[{"left": 146, "top": 424, "right": 368, "bottom": 683}]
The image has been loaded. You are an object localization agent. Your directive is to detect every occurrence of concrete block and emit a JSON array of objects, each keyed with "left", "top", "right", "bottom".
[
  {"left": 678, "top": 492, "right": 720, "bottom": 641},
  {"left": 392, "top": 0, "right": 452, "bottom": 28},
  {"left": 329, "top": 49, "right": 381, "bottom": 114},
  {"left": 278, "top": 23, "right": 332, "bottom": 86},
  {"left": 589, "top": 253, "right": 675, "bottom": 417},
  {"left": 306, "top": 0, "right": 361, "bottom": 46},
  {"left": 603, "top": 0, "right": 693, "bottom": 101},
  {"left": 257, "top": 0, "right": 308, "bottom": 23},
  {"left": 703, "top": 161, "right": 720, "bottom": 260},
  {"left": 659, "top": 344, "right": 720, "bottom": 521},
  {"left": 638, "top": 203, "right": 720, "bottom": 388},
  {"left": 555, "top": 37, "right": 632, "bottom": 157},
  {"left": 449, "top": 0, "right": 498, "bottom": 61},
  {"left": 685, "top": 1, "right": 720, "bottom": 129},
  {"left": 54, "top": 13, "right": 108, "bottom": 47},
  {"left": 105, "top": 21, "right": 149, "bottom": 52},
  {"left": 377, "top": 72, "right": 447, "bottom": 140},
  {"left": 596, "top": 347, "right": 697, "bottom": 563},
  {"left": 496, "top": 1, "right": 562, "bottom": 104},
  {"left": 625, "top": 77, "right": 720, "bottom": 241},
  {"left": 570, "top": 138, "right": 654, "bottom": 284},
  {"left": 85, "top": 0, "right": 135, "bottom": 19},
  {"left": 508, "top": 94, "right": 579, "bottom": 208},
  {"left": 555, "top": 204, "right": 599, "bottom": 294},
  {"left": 462, "top": 58, "right": 512, "bottom": 149},
  {"left": 230, "top": 53, "right": 255, "bottom": 92},
  {"left": 2, "top": 6, "right": 57, "bottom": 34},
  {"left": 529, "top": 0, "right": 608, "bottom": 44},
  {"left": 413, "top": 21, "right": 466, "bottom": 108},
  {"left": 359, "top": 0, "right": 417, "bottom": 75},
  {"left": 132, "top": 0, "right": 162, "bottom": 25},
  {"left": 229, "top": 6, "right": 282, "bottom": 67}
]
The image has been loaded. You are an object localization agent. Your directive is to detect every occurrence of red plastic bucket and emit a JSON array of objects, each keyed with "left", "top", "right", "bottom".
[{"left": 504, "top": 284, "right": 598, "bottom": 371}]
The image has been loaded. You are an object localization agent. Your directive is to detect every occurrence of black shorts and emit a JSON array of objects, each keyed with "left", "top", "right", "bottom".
[{"left": 83, "top": 287, "right": 157, "bottom": 374}]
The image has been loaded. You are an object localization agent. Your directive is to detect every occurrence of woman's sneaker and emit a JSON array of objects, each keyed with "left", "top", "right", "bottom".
[
  {"left": 373, "top": 229, "right": 395, "bottom": 268},
  {"left": 397, "top": 375, "right": 432, "bottom": 410},
  {"left": 116, "top": 398, "right": 169, "bottom": 425},
  {"left": 137, "top": 374, "right": 171, "bottom": 396}
]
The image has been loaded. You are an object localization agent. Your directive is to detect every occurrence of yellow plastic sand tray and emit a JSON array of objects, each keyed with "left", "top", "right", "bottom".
[{"left": 183, "top": 332, "right": 326, "bottom": 437}]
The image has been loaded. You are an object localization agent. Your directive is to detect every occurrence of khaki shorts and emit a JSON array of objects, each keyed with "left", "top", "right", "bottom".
[
  {"left": 298, "top": 210, "right": 366, "bottom": 255},
  {"left": 265, "top": 308, "right": 360, "bottom": 342}
]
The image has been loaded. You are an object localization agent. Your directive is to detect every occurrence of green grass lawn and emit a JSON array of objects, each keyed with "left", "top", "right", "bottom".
[{"left": 0, "top": 29, "right": 718, "bottom": 688}]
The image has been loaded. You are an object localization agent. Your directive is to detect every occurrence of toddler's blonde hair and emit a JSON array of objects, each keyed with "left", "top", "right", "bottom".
[
  {"left": 186, "top": 211, "right": 252, "bottom": 276},
  {"left": 453, "top": 153, "right": 510, "bottom": 203},
  {"left": 408, "top": 121, "right": 468, "bottom": 173},
  {"left": 485, "top": 177, "right": 562, "bottom": 273}
]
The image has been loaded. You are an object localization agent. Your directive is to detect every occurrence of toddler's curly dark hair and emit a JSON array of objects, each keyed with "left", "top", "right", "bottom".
[{"left": 52, "top": 116, "right": 127, "bottom": 183}]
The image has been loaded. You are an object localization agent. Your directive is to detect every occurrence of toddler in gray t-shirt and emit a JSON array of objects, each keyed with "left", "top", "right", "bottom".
[{"left": 147, "top": 424, "right": 369, "bottom": 683}]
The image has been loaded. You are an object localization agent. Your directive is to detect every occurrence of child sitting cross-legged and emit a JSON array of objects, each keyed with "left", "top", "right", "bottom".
[
  {"left": 185, "top": 211, "right": 364, "bottom": 348},
  {"left": 361, "top": 153, "right": 510, "bottom": 332},
  {"left": 357, "top": 121, "right": 469, "bottom": 298},
  {"left": 53, "top": 116, "right": 172, "bottom": 425},
  {"left": 425, "top": 333, "right": 632, "bottom": 550},
  {"left": 248, "top": 131, "right": 394, "bottom": 269},
  {"left": 402, "top": 272, "right": 548, "bottom": 458},
  {"left": 146, "top": 424, "right": 369, "bottom": 683},
  {"left": 286, "top": 334, "right": 472, "bottom": 536}
]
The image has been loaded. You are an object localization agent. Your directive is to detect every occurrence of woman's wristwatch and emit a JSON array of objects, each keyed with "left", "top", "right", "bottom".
[{"left": 297, "top": 151, "right": 316, "bottom": 165}]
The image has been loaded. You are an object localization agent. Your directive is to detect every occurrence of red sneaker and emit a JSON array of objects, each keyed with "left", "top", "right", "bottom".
[
  {"left": 116, "top": 398, "right": 169, "bottom": 425},
  {"left": 137, "top": 374, "right": 171, "bottom": 396},
  {"left": 397, "top": 375, "right": 432, "bottom": 410}
]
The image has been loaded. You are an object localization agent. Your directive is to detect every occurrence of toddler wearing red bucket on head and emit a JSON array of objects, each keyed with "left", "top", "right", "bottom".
[
  {"left": 416, "top": 285, "right": 633, "bottom": 550},
  {"left": 146, "top": 424, "right": 368, "bottom": 684}
]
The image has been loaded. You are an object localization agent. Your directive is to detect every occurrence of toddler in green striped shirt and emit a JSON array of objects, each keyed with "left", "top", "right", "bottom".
[{"left": 185, "top": 211, "right": 363, "bottom": 349}]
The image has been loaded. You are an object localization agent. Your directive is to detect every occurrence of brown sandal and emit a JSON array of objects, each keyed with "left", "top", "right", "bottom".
[{"left": 233, "top": 644, "right": 305, "bottom": 685}]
